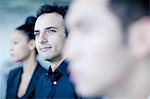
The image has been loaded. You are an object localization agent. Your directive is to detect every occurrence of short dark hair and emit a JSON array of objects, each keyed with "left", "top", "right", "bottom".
[
  {"left": 36, "top": 4, "right": 68, "bottom": 19},
  {"left": 36, "top": 4, "right": 68, "bottom": 36},
  {"left": 109, "top": 0, "right": 149, "bottom": 32}
]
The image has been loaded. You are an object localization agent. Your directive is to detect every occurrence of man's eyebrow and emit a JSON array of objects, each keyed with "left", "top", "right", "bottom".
[
  {"left": 46, "top": 27, "right": 59, "bottom": 30},
  {"left": 34, "top": 27, "right": 59, "bottom": 33},
  {"left": 34, "top": 30, "right": 40, "bottom": 33}
]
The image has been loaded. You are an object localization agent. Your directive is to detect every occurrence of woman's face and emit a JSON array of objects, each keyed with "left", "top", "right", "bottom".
[{"left": 10, "top": 30, "right": 32, "bottom": 62}]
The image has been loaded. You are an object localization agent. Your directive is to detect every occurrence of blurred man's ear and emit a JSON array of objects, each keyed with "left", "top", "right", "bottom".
[
  {"left": 65, "top": 32, "right": 68, "bottom": 38},
  {"left": 129, "top": 17, "right": 150, "bottom": 59}
]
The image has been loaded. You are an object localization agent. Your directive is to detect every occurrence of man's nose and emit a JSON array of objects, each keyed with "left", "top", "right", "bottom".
[
  {"left": 10, "top": 43, "right": 14, "bottom": 52},
  {"left": 10, "top": 47, "right": 14, "bottom": 52},
  {"left": 39, "top": 32, "right": 48, "bottom": 44}
]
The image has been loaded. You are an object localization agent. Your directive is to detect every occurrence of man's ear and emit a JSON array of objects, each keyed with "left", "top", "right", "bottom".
[
  {"left": 129, "top": 17, "right": 150, "bottom": 59},
  {"left": 64, "top": 32, "right": 68, "bottom": 38},
  {"left": 28, "top": 40, "right": 36, "bottom": 50}
]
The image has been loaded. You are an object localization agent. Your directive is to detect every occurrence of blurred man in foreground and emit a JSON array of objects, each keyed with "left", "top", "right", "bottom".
[{"left": 64, "top": 0, "right": 150, "bottom": 98}]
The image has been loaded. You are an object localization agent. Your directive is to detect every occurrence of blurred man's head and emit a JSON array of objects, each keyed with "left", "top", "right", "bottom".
[
  {"left": 34, "top": 5, "right": 68, "bottom": 61},
  {"left": 65, "top": 0, "right": 149, "bottom": 96}
]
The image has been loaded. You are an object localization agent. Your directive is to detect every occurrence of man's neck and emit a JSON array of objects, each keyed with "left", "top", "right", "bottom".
[{"left": 48, "top": 55, "right": 64, "bottom": 72}]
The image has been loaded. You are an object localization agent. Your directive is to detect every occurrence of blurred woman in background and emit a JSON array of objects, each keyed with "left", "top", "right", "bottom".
[{"left": 7, "top": 16, "right": 46, "bottom": 99}]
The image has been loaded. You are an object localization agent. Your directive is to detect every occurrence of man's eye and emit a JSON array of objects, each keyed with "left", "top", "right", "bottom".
[
  {"left": 76, "top": 22, "right": 91, "bottom": 33},
  {"left": 13, "top": 41, "right": 19, "bottom": 44},
  {"left": 47, "top": 29, "right": 56, "bottom": 34},
  {"left": 34, "top": 32, "right": 40, "bottom": 37}
]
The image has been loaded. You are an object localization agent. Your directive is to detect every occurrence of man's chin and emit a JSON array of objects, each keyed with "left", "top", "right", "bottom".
[
  {"left": 43, "top": 56, "right": 52, "bottom": 61},
  {"left": 39, "top": 54, "right": 51, "bottom": 60},
  {"left": 39, "top": 53, "right": 61, "bottom": 62}
]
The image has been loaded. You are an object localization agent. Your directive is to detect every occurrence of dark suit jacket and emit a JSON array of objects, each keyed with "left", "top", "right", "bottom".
[
  {"left": 6, "top": 62, "right": 46, "bottom": 99},
  {"left": 35, "top": 60, "right": 78, "bottom": 98}
]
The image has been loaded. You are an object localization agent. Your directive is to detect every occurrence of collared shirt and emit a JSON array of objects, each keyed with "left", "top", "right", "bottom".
[{"left": 35, "top": 60, "right": 78, "bottom": 98}]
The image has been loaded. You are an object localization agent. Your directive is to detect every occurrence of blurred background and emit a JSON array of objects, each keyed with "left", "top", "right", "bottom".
[{"left": 0, "top": 0, "right": 70, "bottom": 98}]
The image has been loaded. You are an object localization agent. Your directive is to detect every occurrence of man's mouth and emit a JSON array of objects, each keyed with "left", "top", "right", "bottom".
[
  {"left": 69, "top": 66, "right": 80, "bottom": 85},
  {"left": 10, "top": 52, "right": 14, "bottom": 57},
  {"left": 39, "top": 46, "right": 52, "bottom": 51}
]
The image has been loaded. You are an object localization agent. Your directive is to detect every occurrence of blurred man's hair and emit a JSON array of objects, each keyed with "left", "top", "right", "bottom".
[{"left": 109, "top": 0, "right": 149, "bottom": 32}]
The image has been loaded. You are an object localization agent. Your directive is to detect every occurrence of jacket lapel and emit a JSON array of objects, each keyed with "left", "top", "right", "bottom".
[
  {"left": 23, "top": 63, "right": 45, "bottom": 97},
  {"left": 13, "top": 67, "right": 23, "bottom": 97}
]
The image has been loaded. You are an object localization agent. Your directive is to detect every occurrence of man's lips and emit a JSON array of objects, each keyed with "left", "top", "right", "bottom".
[
  {"left": 70, "top": 67, "right": 80, "bottom": 85},
  {"left": 10, "top": 51, "right": 15, "bottom": 56},
  {"left": 39, "top": 46, "right": 52, "bottom": 51},
  {"left": 70, "top": 71, "right": 77, "bottom": 84},
  {"left": 10, "top": 53, "right": 14, "bottom": 57}
]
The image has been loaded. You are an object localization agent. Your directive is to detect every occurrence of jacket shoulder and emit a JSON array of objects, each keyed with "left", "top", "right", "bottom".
[{"left": 8, "top": 66, "right": 22, "bottom": 79}]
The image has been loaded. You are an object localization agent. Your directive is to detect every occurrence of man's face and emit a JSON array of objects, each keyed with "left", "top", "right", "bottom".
[
  {"left": 64, "top": 0, "right": 133, "bottom": 96},
  {"left": 34, "top": 13, "right": 66, "bottom": 61}
]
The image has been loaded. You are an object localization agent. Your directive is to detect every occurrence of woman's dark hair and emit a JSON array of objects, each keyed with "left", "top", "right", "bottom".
[
  {"left": 16, "top": 16, "right": 36, "bottom": 40},
  {"left": 16, "top": 16, "right": 38, "bottom": 54}
]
